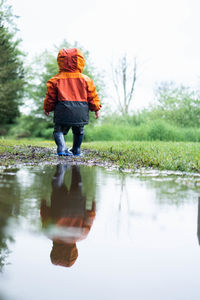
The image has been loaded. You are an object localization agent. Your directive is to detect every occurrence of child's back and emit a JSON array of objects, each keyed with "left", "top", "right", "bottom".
[{"left": 44, "top": 48, "right": 101, "bottom": 156}]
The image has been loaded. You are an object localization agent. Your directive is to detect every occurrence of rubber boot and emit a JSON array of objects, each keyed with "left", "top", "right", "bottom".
[
  {"left": 54, "top": 132, "right": 73, "bottom": 156},
  {"left": 71, "top": 134, "right": 84, "bottom": 156}
]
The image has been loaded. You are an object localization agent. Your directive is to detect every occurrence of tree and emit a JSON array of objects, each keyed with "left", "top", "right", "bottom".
[
  {"left": 153, "top": 81, "right": 200, "bottom": 127},
  {"left": 0, "top": 0, "right": 25, "bottom": 132},
  {"left": 112, "top": 54, "right": 137, "bottom": 115}
]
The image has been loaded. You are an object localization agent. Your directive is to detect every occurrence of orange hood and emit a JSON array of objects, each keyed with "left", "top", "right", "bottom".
[{"left": 57, "top": 48, "right": 85, "bottom": 73}]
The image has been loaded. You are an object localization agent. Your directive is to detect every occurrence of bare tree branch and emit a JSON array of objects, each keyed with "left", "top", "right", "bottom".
[
  {"left": 127, "top": 57, "right": 137, "bottom": 107},
  {"left": 111, "top": 54, "right": 138, "bottom": 114},
  {"left": 111, "top": 62, "right": 123, "bottom": 111}
]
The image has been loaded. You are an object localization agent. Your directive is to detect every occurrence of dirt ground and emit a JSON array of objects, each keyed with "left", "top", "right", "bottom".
[{"left": 0, "top": 145, "right": 113, "bottom": 169}]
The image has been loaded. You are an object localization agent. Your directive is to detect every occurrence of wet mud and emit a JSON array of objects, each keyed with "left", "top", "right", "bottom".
[{"left": 0, "top": 145, "right": 110, "bottom": 168}]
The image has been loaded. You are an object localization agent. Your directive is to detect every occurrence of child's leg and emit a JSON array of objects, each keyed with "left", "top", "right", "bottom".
[
  {"left": 71, "top": 126, "right": 84, "bottom": 156},
  {"left": 53, "top": 124, "right": 70, "bottom": 155}
]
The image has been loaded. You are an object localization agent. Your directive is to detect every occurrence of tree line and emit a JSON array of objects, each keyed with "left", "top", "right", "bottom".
[{"left": 0, "top": 0, "right": 24, "bottom": 134}]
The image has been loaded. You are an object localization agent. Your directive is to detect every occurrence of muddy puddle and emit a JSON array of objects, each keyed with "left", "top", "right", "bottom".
[{"left": 0, "top": 164, "right": 200, "bottom": 300}]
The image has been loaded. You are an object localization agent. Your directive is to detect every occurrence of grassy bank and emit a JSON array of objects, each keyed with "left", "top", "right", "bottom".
[
  {"left": 0, "top": 138, "right": 200, "bottom": 173},
  {"left": 83, "top": 141, "right": 200, "bottom": 172}
]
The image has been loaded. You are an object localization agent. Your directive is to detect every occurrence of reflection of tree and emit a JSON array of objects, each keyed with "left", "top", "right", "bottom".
[
  {"left": 136, "top": 174, "right": 199, "bottom": 206},
  {"left": 112, "top": 172, "right": 196, "bottom": 238},
  {"left": 0, "top": 217, "right": 11, "bottom": 271},
  {"left": 0, "top": 167, "right": 55, "bottom": 271},
  {"left": 116, "top": 175, "right": 131, "bottom": 237},
  {"left": 0, "top": 170, "right": 21, "bottom": 271},
  {"left": 40, "top": 164, "right": 96, "bottom": 268}
]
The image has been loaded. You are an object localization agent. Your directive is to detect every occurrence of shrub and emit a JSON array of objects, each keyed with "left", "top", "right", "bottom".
[{"left": 7, "top": 114, "right": 200, "bottom": 143}]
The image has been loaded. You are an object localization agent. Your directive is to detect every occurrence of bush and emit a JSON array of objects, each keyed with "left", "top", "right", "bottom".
[
  {"left": 147, "top": 120, "right": 181, "bottom": 141},
  {"left": 7, "top": 114, "right": 200, "bottom": 143},
  {"left": 8, "top": 115, "right": 53, "bottom": 139},
  {"left": 85, "top": 119, "right": 200, "bottom": 142},
  {"left": 84, "top": 124, "right": 133, "bottom": 141}
]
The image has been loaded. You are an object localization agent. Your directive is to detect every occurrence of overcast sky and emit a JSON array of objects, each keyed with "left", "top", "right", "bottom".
[{"left": 10, "top": 0, "right": 200, "bottom": 110}]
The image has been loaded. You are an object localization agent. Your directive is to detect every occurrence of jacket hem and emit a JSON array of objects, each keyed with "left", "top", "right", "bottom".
[{"left": 54, "top": 121, "right": 89, "bottom": 126}]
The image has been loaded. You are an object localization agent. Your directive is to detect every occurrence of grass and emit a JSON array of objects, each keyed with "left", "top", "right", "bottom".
[
  {"left": 9, "top": 116, "right": 200, "bottom": 143},
  {"left": 83, "top": 141, "right": 200, "bottom": 172},
  {"left": 84, "top": 120, "right": 200, "bottom": 142},
  {"left": 0, "top": 138, "right": 200, "bottom": 173}
]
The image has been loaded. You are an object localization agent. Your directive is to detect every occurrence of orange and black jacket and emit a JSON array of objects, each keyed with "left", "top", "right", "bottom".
[{"left": 43, "top": 48, "right": 101, "bottom": 126}]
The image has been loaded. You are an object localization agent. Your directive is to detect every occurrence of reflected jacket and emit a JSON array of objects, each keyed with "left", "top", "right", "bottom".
[
  {"left": 40, "top": 200, "right": 96, "bottom": 244},
  {"left": 43, "top": 48, "right": 101, "bottom": 126}
]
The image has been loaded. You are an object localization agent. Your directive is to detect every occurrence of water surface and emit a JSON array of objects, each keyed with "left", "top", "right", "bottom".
[{"left": 0, "top": 164, "right": 200, "bottom": 300}]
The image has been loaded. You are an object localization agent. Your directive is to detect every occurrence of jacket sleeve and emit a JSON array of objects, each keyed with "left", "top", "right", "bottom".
[
  {"left": 43, "top": 79, "right": 58, "bottom": 112},
  {"left": 86, "top": 78, "right": 101, "bottom": 112}
]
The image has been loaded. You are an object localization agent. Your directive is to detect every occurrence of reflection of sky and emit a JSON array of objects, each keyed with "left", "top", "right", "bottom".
[
  {"left": 1, "top": 166, "right": 200, "bottom": 300},
  {"left": 95, "top": 169, "right": 198, "bottom": 244},
  {"left": 16, "top": 168, "right": 35, "bottom": 188}
]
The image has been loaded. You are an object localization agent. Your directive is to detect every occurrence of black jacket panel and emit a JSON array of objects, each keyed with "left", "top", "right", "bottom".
[{"left": 54, "top": 101, "right": 89, "bottom": 125}]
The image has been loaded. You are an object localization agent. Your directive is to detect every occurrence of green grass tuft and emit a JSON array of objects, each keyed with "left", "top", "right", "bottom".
[{"left": 1, "top": 138, "right": 200, "bottom": 173}]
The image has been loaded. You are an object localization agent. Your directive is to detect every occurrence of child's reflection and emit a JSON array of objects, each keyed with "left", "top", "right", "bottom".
[{"left": 40, "top": 164, "right": 96, "bottom": 267}]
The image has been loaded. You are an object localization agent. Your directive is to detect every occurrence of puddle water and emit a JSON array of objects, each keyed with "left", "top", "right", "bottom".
[{"left": 0, "top": 164, "right": 200, "bottom": 300}]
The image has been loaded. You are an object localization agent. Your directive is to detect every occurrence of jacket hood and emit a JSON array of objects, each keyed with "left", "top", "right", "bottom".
[{"left": 57, "top": 48, "right": 85, "bottom": 73}]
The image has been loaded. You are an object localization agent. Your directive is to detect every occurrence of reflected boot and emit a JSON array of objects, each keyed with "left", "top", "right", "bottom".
[
  {"left": 54, "top": 132, "right": 73, "bottom": 156},
  {"left": 52, "top": 164, "right": 68, "bottom": 188},
  {"left": 70, "top": 134, "right": 84, "bottom": 156}
]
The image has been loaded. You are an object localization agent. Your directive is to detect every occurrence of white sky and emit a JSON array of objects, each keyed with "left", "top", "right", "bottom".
[{"left": 10, "top": 0, "right": 200, "bottom": 111}]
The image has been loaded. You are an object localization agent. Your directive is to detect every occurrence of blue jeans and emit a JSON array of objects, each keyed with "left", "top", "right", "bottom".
[{"left": 53, "top": 124, "right": 84, "bottom": 154}]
